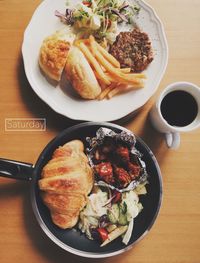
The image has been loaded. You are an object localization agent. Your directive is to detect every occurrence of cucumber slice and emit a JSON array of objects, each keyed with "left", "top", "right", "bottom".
[
  {"left": 118, "top": 202, "right": 128, "bottom": 225},
  {"left": 107, "top": 204, "right": 119, "bottom": 224}
]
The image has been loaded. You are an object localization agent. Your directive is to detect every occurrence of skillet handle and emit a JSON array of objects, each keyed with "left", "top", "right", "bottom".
[{"left": 0, "top": 158, "right": 34, "bottom": 181}]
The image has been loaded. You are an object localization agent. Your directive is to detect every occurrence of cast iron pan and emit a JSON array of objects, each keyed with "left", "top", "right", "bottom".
[{"left": 0, "top": 122, "right": 162, "bottom": 258}]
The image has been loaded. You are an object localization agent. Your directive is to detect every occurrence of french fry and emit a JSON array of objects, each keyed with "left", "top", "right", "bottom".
[
  {"left": 104, "top": 71, "right": 144, "bottom": 87},
  {"left": 90, "top": 36, "right": 100, "bottom": 57},
  {"left": 97, "top": 82, "right": 117, "bottom": 100},
  {"left": 100, "top": 226, "right": 128, "bottom": 247},
  {"left": 74, "top": 39, "right": 89, "bottom": 46},
  {"left": 96, "top": 76, "right": 107, "bottom": 90},
  {"left": 104, "top": 73, "right": 116, "bottom": 82},
  {"left": 89, "top": 35, "right": 144, "bottom": 85},
  {"left": 120, "top": 68, "right": 131, "bottom": 73},
  {"left": 105, "top": 72, "right": 145, "bottom": 85},
  {"left": 90, "top": 42, "right": 141, "bottom": 85},
  {"left": 73, "top": 36, "right": 146, "bottom": 100},
  {"left": 97, "top": 86, "right": 112, "bottom": 100},
  {"left": 107, "top": 81, "right": 145, "bottom": 99},
  {"left": 89, "top": 36, "right": 144, "bottom": 78},
  {"left": 89, "top": 35, "right": 120, "bottom": 68},
  {"left": 129, "top": 73, "right": 146, "bottom": 79},
  {"left": 120, "top": 68, "right": 146, "bottom": 79},
  {"left": 112, "top": 72, "right": 145, "bottom": 86},
  {"left": 78, "top": 42, "right": 111, "bottom": 85},
  {"left": 110, "top": 73, "right": 144, "bottom": 87},
  {"left": 107, "top": 84, "right": 129, "bottom": 99}
]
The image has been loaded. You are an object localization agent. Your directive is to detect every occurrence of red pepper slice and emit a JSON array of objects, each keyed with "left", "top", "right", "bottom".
[
  {"left": 82, "top": 1, "right": 92, "bottom": 7},
  {"left": 112, "top": 190, "right": 122, "bottom": 203},
  {"left": 97, "top": 227, "right": 108, "bottom": 242}
]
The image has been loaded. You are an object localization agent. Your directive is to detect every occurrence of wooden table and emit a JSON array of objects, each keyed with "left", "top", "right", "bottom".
[{"left": 0, "top": 0, "right": 200, "bottom": 262}]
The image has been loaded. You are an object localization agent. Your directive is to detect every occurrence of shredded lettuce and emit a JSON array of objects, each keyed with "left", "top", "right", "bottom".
[
  {"left": 122, "top": 218, "right": 134, "bottom": 245},
  {"left": 55, "top": 0, "right": 140, "bottom": 43}
]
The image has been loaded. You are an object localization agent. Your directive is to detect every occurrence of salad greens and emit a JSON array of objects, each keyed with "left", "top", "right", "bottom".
[
  {"left": 78, "top": 184, "right": 146, "bottom": 246},
  {"left": 55, "top": 0, "right": 140, "bottom": 43}
]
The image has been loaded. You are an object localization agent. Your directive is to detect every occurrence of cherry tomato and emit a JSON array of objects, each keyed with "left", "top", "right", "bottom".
[
  {"left": 82, "top": 1, "right": 92, "bottom": 7},
  {"left": 95, "top": 162, "right": 113, "bottom": 177},
  {"left": 97, "top": 228, "right": 108, "bottom": 242},
  {"left": 95, "top": 162, "right": 114, "bottom": 184}
]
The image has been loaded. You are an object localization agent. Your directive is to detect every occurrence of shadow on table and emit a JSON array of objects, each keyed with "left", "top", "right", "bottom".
[
  {"left": 140, "top": 116, "right": 168, "bottom": 164},
  {"left": 0, "top": 179, "right": 104, "bottom": 263},
  {"left": 21, "top": 185, "right": 106, "bottom": 263},
  {"left": 122, "top": 99, "right": 169, "bottom": 165},
  {"left": 0, "top": 179, "right": 26, "bottom": 198},
  {"left": 8, "top": 54, "right": 169, "bottom": 262},
  {"left": 17, "top": 56, "right": 80, "bottom": 132}
]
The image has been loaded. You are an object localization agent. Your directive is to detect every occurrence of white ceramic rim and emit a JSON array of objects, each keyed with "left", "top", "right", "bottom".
[
  {"left": 22, "top": 0, "right": 168, "bottom": 122},
  {"left": 156, "top": 81, "right": 200, "bottom": 132},
  {"left": 22, "top": 0, "right": 168, "bottom": 121}
]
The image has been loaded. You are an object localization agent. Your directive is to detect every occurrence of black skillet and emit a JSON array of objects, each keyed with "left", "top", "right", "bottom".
[{"left": 0, "top": 122, "right": 162, "bottom": 258}]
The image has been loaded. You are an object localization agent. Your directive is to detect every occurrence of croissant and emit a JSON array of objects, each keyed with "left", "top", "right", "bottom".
[{"left": 38, "top": 140, "right": 94, "bottom": 229}]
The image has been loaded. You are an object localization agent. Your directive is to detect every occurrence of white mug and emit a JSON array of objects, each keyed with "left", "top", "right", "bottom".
[{"left": 149, "top": 82, "right": 200, "bottom": 149}]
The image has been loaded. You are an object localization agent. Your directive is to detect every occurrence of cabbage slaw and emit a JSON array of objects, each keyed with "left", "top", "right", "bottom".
[
  {"left": 78, "top": 182, "right": 147, "bottom": 246},
  {"left": 55, "top": 0, "right": 140, "bottom": 43}
]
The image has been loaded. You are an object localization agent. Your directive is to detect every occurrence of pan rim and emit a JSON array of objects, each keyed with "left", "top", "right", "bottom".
[{"left": 30, "top": 122, "right": 163, "bottom": 258}]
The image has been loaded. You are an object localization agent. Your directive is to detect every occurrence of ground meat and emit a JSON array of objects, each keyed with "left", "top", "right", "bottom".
[{"left": 109, "top": 28, "right": 154, "bottom": 73}]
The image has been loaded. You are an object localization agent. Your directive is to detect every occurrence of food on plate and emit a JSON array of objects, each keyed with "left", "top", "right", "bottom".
[
  {"left": 38, "top": 140, "right": 94, "bottom": 229},
  {"left": 38, "top": 0, "right": 155, "bottom": 100},
  {"left": 55, "top": 0, "right": 140, "bottom": 43},
  {"left": 38, "top": 29, "right": 75, "bottom": 81},
  {"left": 65, "top": 46, "right": 101, "bottom": 99},
  {"left": 109, "top": 28, "right": 154, "bottom": 72},
  {"left": 38, "top": 29, "right": 145, "bottom": 99},
  {"left": 74, "top": 36, "right": 145, "bottom": 99}
]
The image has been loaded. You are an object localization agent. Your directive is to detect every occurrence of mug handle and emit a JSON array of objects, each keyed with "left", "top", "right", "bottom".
[{"left": 165, "top": 132, "right": 180, "bottom": 149}]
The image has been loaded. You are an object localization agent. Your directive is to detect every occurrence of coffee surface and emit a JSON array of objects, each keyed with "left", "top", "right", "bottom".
[{"left": 160, "top": 90, "right": 198, "bottom": 127}]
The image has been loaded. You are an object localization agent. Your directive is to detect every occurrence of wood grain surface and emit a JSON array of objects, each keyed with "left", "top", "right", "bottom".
[{"left": 0, "top": 0, "right": 200, "bottom": 262}]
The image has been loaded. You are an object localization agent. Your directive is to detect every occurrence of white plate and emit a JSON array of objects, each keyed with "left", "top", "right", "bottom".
[{"left": 22, "top": 0, "right": 168, "bottom": 122}]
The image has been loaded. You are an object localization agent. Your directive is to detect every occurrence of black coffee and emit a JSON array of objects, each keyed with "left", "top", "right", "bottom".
[{"left": 160, "top": 90, "right": 198, "bottom": 127}]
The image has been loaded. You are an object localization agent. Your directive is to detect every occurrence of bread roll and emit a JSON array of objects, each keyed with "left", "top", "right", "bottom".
[
  {"left": 65, "top": 46, "right": 101, "bottom": 99},
  {"left": 38, "top": 140, "right": 94, "bottom": 229},
  {"left": 39, "top": 29, "right": 75, "bottom": 81}
]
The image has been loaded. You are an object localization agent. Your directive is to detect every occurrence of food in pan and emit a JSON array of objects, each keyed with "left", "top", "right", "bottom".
[
  {"left": 38, "top": 140, "right": 94, "bottom": 229},
  {"left": 39, "top": 128, "right": 148, "bottom": 246},
  {"left": 79, "top": 128, "right": 148, "bottom": 246},
  {"left": 109, "top": 28, "right": 154, "bottom": 72},
  {"left": 92, "top": 137, "right": 142, "bottom": 188},
  {"left": 39, "top": 29, "right": 75, "bottom": 81},
  {"left": 78, "top": 184, "right": 146, "bottom": 246}
]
